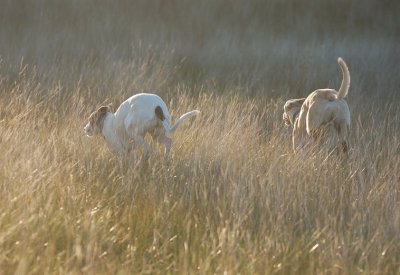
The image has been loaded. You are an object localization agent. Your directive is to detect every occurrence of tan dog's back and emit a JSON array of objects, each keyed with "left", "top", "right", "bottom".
[{"left": 303, "top": 89, "right": 350, "bottom": 136}]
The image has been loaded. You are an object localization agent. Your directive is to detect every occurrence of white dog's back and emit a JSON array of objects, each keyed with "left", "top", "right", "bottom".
[{"left": 115, "top": 93, "right": 171, "bottom": 124}]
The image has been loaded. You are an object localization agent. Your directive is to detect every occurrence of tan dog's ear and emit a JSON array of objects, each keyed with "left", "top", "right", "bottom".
[
  {"left": 283, "top": 112, "right": 291, "bottom": 126},
  {"left": 284, "top": 98, "right": 306, "bottom": 126}
]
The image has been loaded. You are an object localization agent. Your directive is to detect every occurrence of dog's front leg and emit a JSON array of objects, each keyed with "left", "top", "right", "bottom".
[
  {"left": 131, "top": 134, "right": 153, "bottom": 157},
  {"left": 126, "top": 145, "right": 136, "bottom": 164},
  {"left": 292, "top": 127, "right": 304, "bottom": 153}
]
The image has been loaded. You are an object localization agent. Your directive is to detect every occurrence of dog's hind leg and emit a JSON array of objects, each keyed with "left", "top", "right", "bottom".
[
  {"left": 160, "top": 135, "right": 172, "bottom": 157},
  {"left": 305, "top": 102, "right": 332, "bottom": 138},
  {"left": 152, "top": 132, "right": 172, "bottom": 157},
  {"left": 334, "top": 120, "right": 350, "bottom": 153}
]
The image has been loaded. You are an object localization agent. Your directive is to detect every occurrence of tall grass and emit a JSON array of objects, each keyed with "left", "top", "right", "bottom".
[{"left": 1, "top": 0, "right": 399, "bottom": 274}]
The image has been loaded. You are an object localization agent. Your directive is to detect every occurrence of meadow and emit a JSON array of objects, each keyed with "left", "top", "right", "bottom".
[{"left": 1, "top": 0, "right": 399, "bottom": 274}]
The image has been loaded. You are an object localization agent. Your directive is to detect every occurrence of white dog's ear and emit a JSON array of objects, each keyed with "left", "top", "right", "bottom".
[
  {"left": 97, "top": 106, "right": 110, "bottom": 114},
  {"left": 88, "top": 106, "right": 110, "bottom": 128}
]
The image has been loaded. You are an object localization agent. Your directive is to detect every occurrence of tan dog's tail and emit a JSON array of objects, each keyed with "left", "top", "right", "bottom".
[{"left": 337, "top": 57, "right": 350, "bottom": 99}]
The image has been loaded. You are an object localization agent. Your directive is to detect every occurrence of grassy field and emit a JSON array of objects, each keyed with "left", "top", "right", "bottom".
[{"left": 1, "top": 0, "right": 400, "bottom": 274}]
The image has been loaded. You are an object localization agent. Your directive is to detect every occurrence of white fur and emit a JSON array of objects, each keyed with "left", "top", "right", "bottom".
[{"left": 84, "top": 93, "right": 199, "bottom": 158}]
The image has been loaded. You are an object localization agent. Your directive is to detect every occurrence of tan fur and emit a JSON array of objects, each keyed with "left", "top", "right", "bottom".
[{"left": 283, "top": 57, "right": 351, "bottom": 153}]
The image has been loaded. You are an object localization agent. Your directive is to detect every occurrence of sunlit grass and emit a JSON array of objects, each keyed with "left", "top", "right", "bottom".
[{"left": 1, "top": 62, "right": 399, "bottom": 273}]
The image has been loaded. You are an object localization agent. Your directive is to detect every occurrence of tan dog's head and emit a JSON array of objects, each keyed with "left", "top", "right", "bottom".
[
  {"left": 84, "top": 106, "right": 110, "bottom": 136},
  {"left": 283, "top": 98, "right": 305, "bottom": 126}
]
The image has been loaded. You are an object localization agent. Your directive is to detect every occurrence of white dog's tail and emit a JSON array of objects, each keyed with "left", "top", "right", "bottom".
[
  {"left": 156, "top": 107, "right": 200, "bottom": 133},
  {"left": 337, "top": 57, "right": 350, "bottom": 99}
]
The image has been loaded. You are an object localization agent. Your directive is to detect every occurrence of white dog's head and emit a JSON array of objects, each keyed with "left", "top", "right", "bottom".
[
  {"left": 84, "top": 106, "right": 110, "bottom": 137},
  {"left": 282, "top": 98, "right": 305, "bottom": 126}
]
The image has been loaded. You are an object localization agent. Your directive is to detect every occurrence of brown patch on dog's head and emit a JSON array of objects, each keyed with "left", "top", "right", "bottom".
[
  {"left": 89, "top": 106, "right": 109, "bottom": 124},
  {"left": 84, "top": 106, "right": 110, "bottom": 136},
  {"left": 283, "top": 98, "right": 306, "bottom": 126}
]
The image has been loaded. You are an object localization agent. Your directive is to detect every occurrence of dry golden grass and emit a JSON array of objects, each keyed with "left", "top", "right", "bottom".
[{"left": 1, "top": 0, "right": 400, "bottom": 274}]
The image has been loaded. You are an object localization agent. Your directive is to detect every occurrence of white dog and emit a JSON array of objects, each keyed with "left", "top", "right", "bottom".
[
  {"left": 283, "top": 57, "right": 351, "bottom": 153},
  {"left": 84, "top": 93, "right": 199, "bottom": 158}
]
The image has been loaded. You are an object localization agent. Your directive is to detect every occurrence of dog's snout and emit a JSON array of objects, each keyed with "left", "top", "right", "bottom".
[
  {"left": 84, "top": 124, "right": 92, "bottom": 135},
  {"left": 283, "top": 113, "right": 290, "bottom": 125}
]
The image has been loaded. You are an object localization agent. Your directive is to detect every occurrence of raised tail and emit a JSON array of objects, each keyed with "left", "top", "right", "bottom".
[
  {"left": 158, "top": 108, "right": 200, "bottom": 133},
  {"left": 337, "top": 57, "right": 350, "bottom": 99}
]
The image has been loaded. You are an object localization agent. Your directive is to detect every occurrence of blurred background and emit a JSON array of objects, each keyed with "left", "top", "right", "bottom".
[{"left": 1, "top": 0, "right": 399, "bottom": 100}]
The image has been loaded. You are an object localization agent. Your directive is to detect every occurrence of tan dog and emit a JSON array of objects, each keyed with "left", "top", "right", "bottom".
[{"left": 283, "top": 57, "right": 350, "bottom": 153}]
